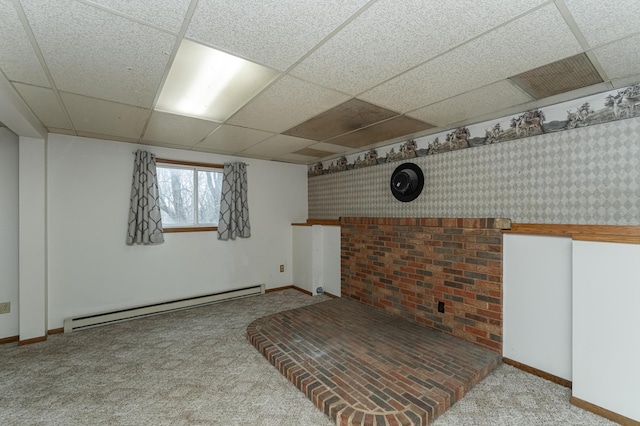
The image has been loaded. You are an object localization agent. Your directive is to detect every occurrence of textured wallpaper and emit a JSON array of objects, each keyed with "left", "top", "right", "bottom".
[{"left": 308, "top": 116, "right": 640, "bottom": 225}]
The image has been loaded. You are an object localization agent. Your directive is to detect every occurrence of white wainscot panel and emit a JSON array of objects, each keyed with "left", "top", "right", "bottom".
[
  {"left": 503, "top": 234, "right": 573, "bottom": 381},
  {"left": 292, "top": 225, "right": 340, "bottom": 297},
  {"left": 572, "top": 240, "right": 640, "bottom": 422}
]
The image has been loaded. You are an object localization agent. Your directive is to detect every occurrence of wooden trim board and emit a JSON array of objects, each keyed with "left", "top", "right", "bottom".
[
  {"left": 292, "top": 219, "right": 341, "bottom": 226},
  {"left": 1, "top": 328, "right": 62, "bottom": 345},
  {"left": 573, "top": 234, "right": 640, "bottom": 245},
  {"left": 17, "top": 335, "right": 47, "bottom": 346},
  {"left": 0, "top": 335, "right": 19, "bottom": 345},
  {"left": 571, "top": 396, "right": 640, "bottom": 426},
  {"left": 266, "top": 285, "right": 334, "bottom": 298},
  {"left": 502, "top": 358, "right": 572, "bottom": 388},
  {"left": 504, "top": 223, "right": 640, "bottom": 244},
  {"left": 266, "top": 285, "right": 311, "bottom": 296}
]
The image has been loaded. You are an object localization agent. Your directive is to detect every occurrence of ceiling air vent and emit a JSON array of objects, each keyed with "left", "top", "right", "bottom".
[
  {"left": 283, "top": 98, "right": 398, "bottom": 141},
  {"left": 509, "top": 53, "right": 603, "bottom": 99}
]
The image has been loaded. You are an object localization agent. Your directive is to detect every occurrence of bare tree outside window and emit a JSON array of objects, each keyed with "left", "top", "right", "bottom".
[
  {"left": 198, "top": 170, "right": 222, "bottom": 225},
  {"left": 157, "top": 165, "right": 221, "bottom": 227}
]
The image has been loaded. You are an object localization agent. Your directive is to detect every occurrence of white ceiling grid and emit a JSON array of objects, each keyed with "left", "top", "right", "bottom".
[
  {"left": 186, "top": 0, "right": 372, "bottom": 71},
  {"left": 13, "top": 83, "right": 72, "bottom": 129},
  {"left": 360, "top": 4, "right": 584, "bottom": 112},
  {"left": 290, "top": 0, "right": 549, "bottom": 95},
  {"left": 1, "top": 0, "right": 639, "bottom": 164},
  {"left": 60, "top": 92, "right": 149, "bottom": 141},
  {"left": 243, "top": 134, "right": 316, "bottom": 158},
  {"left": 143, "top": 111, "right": 220, "bottom": 146},
  {"left": 196, "top": 124, "right": 273, "bottom": 153},
  {"left": 0, "top": 0, "right": 50, "bottom": 86},
  {"left": 408, "top": 80, "right": 534, "bottom": 128},
  {"left": 227, "top": 75, "right": 350, "bottom": 133},
  {"left": 21, "top": 0, "right": 175, "bottom": 109}
]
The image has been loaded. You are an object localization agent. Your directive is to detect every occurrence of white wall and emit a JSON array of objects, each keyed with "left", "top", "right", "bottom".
[
  {"left": 292, "top": 225, "right": 340, "bottom": 296},
  {"left": 503, "top": 234, "right": 573, "bottom": 380},
  {"left": 46, "top": 134, "right": 308, "bottom": 328},
  {"left": 0, "top": 128, "right": 19, "bottom": 339},
  {"left": 572, "top": 240, "right": 640, "bottom": 422},
  {"left": 292, "top": 226, "right": 313, "bottom": 294},
  {"left": 19, "top": 136, "right": 48, "bottom": 341}
]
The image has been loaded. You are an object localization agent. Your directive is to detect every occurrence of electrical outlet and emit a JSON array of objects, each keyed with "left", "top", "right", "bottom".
[
  {"left": 0, "top": 302, "right": 10, "bottom": 314},
  {"left": 437, "top": 301, "right": 445, "bottom": 313},
  {"left": 279, "top": 265, "right": 284, "bottom": 273}
]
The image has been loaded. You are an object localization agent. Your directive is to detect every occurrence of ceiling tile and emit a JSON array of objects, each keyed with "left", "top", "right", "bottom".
[
  {"left": 277, "top": 152, "right": 320, "bottom": 164},
  {"left": 593, "top": 34, "right": 640, "bottom": 81},
  {"left": 447, "top": 81, "right": 613, "bottom": 129},
  {"left": 325, "top": 116, "right": 435, "bottom": 149},
  {"left": 13, "top": 83, "right": 73, "bottom": 130},
  {"left": 189, "top": 146, "right": 235, "bottom": 155},
  {"left": 291, "top": 0, "right": 547, "bottom": 95},
  {"left": 195, "top": 124, "right": 273, "bottom": 152},
  {"left": 305, "top": 142, "right": 353, "bottom": 154},
  {"left": 22, "top": 0, "right": 175, "bottom": 108},
  {"left": 142, "top": 140, "right": 203, "bottom": 150},
  {"left": 360, "top": 4, "right": 583, "bottom": 113},
  {"left": 565, "top": 0, "right": 640, "bottom": 48},
  {"left": 48, "top": 128, "right": 75, "bottom": 136},
  {"left": 293, "top": 147, "right": 336, "bottom": 158},
  {"left": 283, "top": 99, "right": 398, "bottom": 141},
  {"left": 61, "top": 92, "right": 150, "bottom": 140},
  {"left": 408, "top": 80, "right": 532, "bottom": 127},
  {"left": 242, "top": 134, "right": 315, "bottom": 157},
  {"left": 76, "top": 131, "right": 139, "bottom": 144},
  {"left": 228, "top": 76, "right": 350, "bottom": 133},
  {"left": 186, "top": 0, "right": 369, "bottom": 70},
  {"left": 510, "top": 53, "right": 603, "bottom": 99},
  {"left": 0, "top": 0, "right": 49, "bottom": 86},
  {"left": 86, "top": 0, "right": 191, "bottom": 33},
  {"left": 143, "top": 111, "right": 220, "bottom": 146},
  {"left": 611, "top": 73, "right": 640, "bottom": 90}
]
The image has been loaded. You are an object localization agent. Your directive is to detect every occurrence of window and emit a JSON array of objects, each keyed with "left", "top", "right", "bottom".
[{"left": 156, "top": 159, "right": 223, "bottom": 232}]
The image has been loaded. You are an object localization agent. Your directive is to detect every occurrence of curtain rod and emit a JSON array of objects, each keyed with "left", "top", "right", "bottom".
[{"left": 131, "top": 151, "right": 249, "bottom": 166}]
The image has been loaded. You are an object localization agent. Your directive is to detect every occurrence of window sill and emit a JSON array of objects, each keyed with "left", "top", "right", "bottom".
[{"left": 163, "top": 227, "right": 218, "bottom": 233}]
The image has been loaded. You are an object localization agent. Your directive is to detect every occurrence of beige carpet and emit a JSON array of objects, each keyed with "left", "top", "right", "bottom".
[{"left": 0, "top": 290, "right": 615, "bottom": 425}]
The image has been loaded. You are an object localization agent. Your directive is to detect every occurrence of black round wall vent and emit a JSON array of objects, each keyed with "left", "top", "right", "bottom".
[{"left": 390, "top": 162, "right": 424, "bottom": 202}]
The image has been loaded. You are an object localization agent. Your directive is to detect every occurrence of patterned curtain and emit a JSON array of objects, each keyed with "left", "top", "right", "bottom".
[
  {"left": 126, "top": 150, "right": 164, "bottom": 245},
  {"left": 217, "top": 162, "right": 251, "bottom": 241}
]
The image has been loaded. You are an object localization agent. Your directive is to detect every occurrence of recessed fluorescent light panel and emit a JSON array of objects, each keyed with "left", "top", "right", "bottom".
[{"left": 156, "top": 40, "right": 279, "bottom": 122}]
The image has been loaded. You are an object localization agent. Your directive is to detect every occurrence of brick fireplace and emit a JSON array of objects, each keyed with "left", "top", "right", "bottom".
[{"left": 341, "top": 217, "right": 510, "bottom": 352}]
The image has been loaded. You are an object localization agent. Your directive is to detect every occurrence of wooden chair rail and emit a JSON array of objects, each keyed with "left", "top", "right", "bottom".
[{"left": 504, "top": 223, "right": 640, "bottom": 244}]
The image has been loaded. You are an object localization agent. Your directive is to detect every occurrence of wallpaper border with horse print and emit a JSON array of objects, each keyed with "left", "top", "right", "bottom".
[{"left": 309, "top": 82, "right": 640, "bottom": 177}]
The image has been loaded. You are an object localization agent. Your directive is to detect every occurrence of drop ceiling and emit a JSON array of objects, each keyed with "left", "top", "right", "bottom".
[{"left": 1, "top": 0, "right": 640, "bottom": 165}]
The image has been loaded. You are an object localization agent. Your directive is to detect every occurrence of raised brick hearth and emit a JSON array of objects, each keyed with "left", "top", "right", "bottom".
[
  {"left": 341, "top": 217, "right": 509, "bottom": 352},
  {"left": 247, "top": 298, "right": 500, "bottom": 425}
]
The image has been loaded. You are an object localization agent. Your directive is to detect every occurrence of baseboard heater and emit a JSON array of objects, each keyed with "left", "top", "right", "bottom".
[{"left": 63, "top": 284, "right": 265, "bottom": 333}]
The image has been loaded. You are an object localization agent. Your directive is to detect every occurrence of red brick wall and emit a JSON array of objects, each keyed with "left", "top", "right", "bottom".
[{"left": 341, "top": 217, "right": 508, "bottom": 353}]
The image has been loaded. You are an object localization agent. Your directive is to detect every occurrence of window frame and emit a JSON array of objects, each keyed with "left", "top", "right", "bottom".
[{"left": 156, "top": 158, "right": 224, "bottom": 233}]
